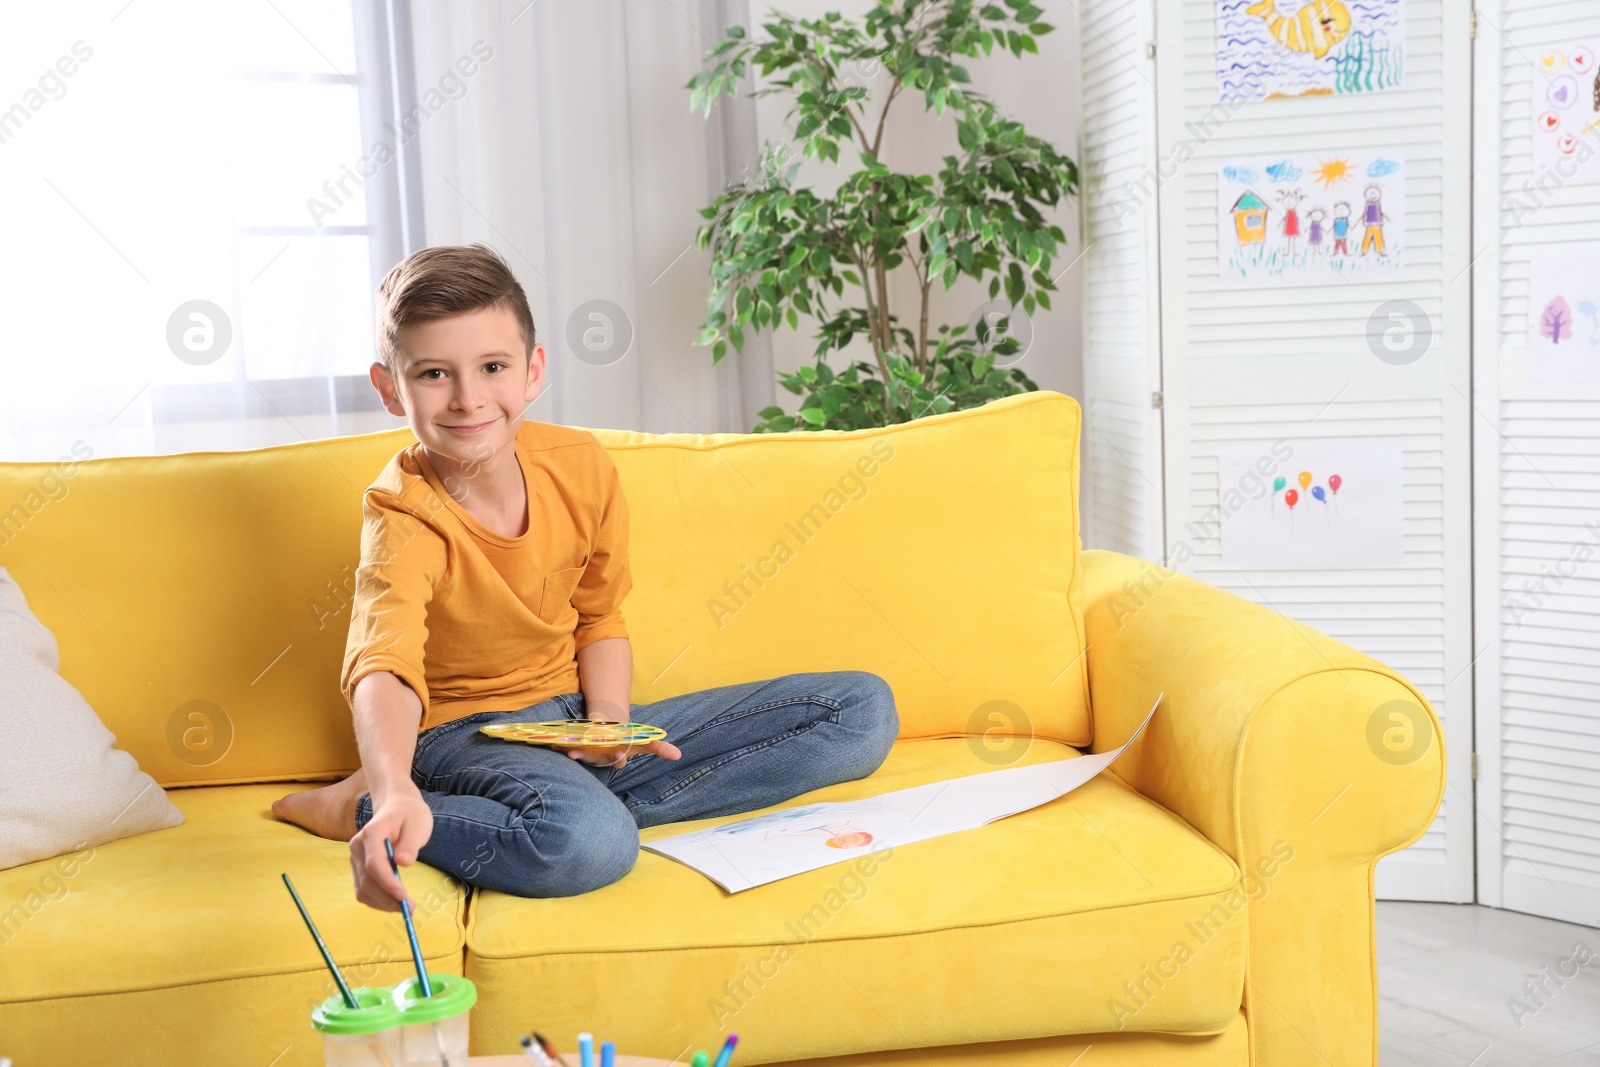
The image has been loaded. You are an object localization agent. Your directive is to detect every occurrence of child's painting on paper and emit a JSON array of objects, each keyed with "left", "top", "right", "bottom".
[
  {"left": 1217, "top": 0, "right": 1403, "bottom": 102},
  {"left": 1217, "top": 152, "right": 1404, "bottom": 286},
  {"left": 1528, "top": 243, "right": 1600, "bottom": 384},
  {"left": 1219, "top": 438, "right": 1405, "bottom": 569},
  {"left": 1530, "top": 40, "right": 1600, "bottom": 187}
]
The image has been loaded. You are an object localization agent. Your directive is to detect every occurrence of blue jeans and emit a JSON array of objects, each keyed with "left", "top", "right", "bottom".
[{"left": 354, "top": 670, "right": 898, "bottom": 897}]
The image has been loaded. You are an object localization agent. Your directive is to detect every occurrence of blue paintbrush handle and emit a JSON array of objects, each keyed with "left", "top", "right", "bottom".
[{"left": 384, "top": 838, "right": 433, "bottom": 999}]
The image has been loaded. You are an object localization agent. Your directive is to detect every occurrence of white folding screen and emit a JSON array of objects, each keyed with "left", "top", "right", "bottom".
[
  {"left": 1157, "top": 0, "right": 1475, "bottom": 902},
  {"left": 1471, "top": 0, "right": 1600, "bottom": 926},
  {"left": 1078, "top": 0, "right": 1165, "bottom": 560},
  {"left": 1078, "top": 0, "right": 1478, "bottom": 901}
]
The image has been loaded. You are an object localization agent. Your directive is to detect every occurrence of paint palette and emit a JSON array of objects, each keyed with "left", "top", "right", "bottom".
[{"left": 479, "top": 719, "right": 667, "bottom": 749}]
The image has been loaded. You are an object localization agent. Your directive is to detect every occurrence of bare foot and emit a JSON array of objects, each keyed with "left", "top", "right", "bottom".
[{"left": 271, "top": 768, "right": 367, "bottom": 842}]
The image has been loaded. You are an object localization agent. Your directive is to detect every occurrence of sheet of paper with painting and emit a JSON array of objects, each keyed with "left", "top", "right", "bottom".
[
  {"left": 640, "top": 695, "right": 1163, "bottom": 893},
  {"left": 1216, "top": 151, "right": 1405, "bottom": 287},
  {"left": 1215, "top": 0, "right": 1404, "bottom": 102},
  {"left": 1530, "top": 39, "right": 1600, "bottom": 186},
  {"left": 1527, "top": 243, "right": 1600, "bottom": 384}
]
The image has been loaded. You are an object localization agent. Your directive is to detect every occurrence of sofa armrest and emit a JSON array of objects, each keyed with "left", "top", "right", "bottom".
[{"left": 1080, "top": 550, "right": 1445, "bottom": 1067}]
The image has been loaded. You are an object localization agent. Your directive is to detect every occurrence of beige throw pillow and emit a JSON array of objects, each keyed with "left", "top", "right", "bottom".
[{"left": 0, "top": 568, "right": 183, "bottom": 870}]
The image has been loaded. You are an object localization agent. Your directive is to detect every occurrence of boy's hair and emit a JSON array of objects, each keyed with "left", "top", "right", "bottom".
[{"left": 374, "top": 243, "right": 536, "bottom": 375}]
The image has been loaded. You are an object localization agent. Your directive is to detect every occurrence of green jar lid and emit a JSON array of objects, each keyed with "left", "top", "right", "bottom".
[
  {"left": 392, "top": 973, "right": 477, "bottom": 1024},
  {"left": 311, "top": 987, "right": 404, "bottom": 1036}
]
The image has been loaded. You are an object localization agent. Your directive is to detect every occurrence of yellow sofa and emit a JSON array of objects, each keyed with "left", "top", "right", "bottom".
[{"left": 0, "top": 391, "right": 1443, "bottom": 1066}]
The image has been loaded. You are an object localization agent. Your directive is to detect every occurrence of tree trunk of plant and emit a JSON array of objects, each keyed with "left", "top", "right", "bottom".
[
  {"left": 873, "top": 257, "right": 892, "bottom": 351},
  {"left": 917, "top": 277, "right": 931, "bottom": 377},
  {"left": 854, "top": 246, "right": 898, "bottom": 417}
]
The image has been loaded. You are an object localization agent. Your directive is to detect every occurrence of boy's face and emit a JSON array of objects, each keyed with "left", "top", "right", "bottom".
[{"left": 370, "top": 304, "right": 544, "bottom": 467}]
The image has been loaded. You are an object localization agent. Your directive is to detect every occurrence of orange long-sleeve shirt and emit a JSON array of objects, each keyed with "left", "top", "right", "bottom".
[{"left": 339, "top": 419, "right": 632, "bottom": 733}]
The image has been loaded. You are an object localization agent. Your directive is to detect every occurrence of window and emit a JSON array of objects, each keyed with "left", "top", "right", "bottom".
[{"left": 0, "top": 0, "right": 420, "bottom": 462}]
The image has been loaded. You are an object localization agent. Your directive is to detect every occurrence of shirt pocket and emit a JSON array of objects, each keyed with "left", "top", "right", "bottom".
[{"left": 537, "top": 565, "right": 586, "bottom": 624}]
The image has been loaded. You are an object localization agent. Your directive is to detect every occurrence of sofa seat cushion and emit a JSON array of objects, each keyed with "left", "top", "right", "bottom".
[
  {"left": 464, "top": 738, "right": 1247, "bottom": 1064},
  {"left": 0, "top": 784, "right": 466, "bottom": 1003}
]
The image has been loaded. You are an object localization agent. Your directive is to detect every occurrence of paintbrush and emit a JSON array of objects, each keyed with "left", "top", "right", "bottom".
[
  {"left": 383, "top": 837, "right": 433, "bottom": 999},
  {"left": 281, "top": 873, "right": 358, "bottom": 1009},
  {"left": 382, "top": 838, "right": 448, "bottom": 1065},
  {"left": 520, "top": 1034, "right": 557, "bottom": 1066}
]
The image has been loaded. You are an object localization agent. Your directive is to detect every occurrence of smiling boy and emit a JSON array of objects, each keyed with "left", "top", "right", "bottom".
[{"left": 271, "top": 244, "right": 898, "bottom": 912}]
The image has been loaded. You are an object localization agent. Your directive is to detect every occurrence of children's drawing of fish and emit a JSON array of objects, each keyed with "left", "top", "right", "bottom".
[{"left": 1244, "top": 0, "right": 1353, "bottom": 59}]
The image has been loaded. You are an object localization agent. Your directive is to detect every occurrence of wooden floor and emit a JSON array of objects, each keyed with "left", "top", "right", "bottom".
[{"left": 1378, "top": 902, "right": 1600, "bottom": 1065}]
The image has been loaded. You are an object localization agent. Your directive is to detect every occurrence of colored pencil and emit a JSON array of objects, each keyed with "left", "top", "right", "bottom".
[{"left": 711, "top": 1033, "right": 739, "bottom": 1067}]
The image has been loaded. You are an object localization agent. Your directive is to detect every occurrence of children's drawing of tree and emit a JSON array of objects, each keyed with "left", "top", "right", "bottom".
[{"left": 1541, "top": 296, "right": 1573, "bottom": 344}]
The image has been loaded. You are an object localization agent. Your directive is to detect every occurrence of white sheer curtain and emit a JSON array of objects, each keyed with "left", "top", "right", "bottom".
[
  {"left": 0, "top": 0, "right": 430, "bottom": 462},
  {"left": 406, "top": 0, "right": 774, "bottom": 437}
]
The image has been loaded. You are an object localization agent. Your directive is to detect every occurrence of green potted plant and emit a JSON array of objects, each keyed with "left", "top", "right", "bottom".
[{"left": 687, "top": 0, "right": 1077, "bottom": 432}]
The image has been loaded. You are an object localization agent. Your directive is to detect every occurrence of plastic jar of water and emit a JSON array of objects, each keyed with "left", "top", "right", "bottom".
[
  {"left": 392, "top": 973, "right": 476, "bottom": 1065},
  {"left": 311, "top": 986, "right": 404, "bottom": 1066}
]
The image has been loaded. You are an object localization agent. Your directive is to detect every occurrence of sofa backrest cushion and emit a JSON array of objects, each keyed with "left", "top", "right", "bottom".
[{"left": 0, "top": 391, "right": 1088, "bottom": 787}]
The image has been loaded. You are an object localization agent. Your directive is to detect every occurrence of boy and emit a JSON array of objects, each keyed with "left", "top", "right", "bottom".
[{"left": 272, "top": 244, "right": 898, "bottom": 912}]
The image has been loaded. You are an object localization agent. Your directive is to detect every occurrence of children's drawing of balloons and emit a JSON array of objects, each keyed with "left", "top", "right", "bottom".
[
  {"left": 1297, "top": 471, "right": 1312, "bottom": 490},
  {"left": 1329, "top": 474, "right": 1342, "bottom": 494},
  {"left": 1285, "top": 489, "right": 1299, "bottom": 509}
]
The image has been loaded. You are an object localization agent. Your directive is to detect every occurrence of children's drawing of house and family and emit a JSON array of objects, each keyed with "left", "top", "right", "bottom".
[{"left": 1219, "top": 153, "right": 1404, "bottom": 286}]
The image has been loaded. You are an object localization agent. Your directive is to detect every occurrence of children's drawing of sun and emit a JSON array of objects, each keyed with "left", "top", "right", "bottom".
[
  {"left": 761, "top": 818, "right": 875, "bottom": 849},
  {"left": 1311, "top": 157, "right": 1354, "bottom": 189}
]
